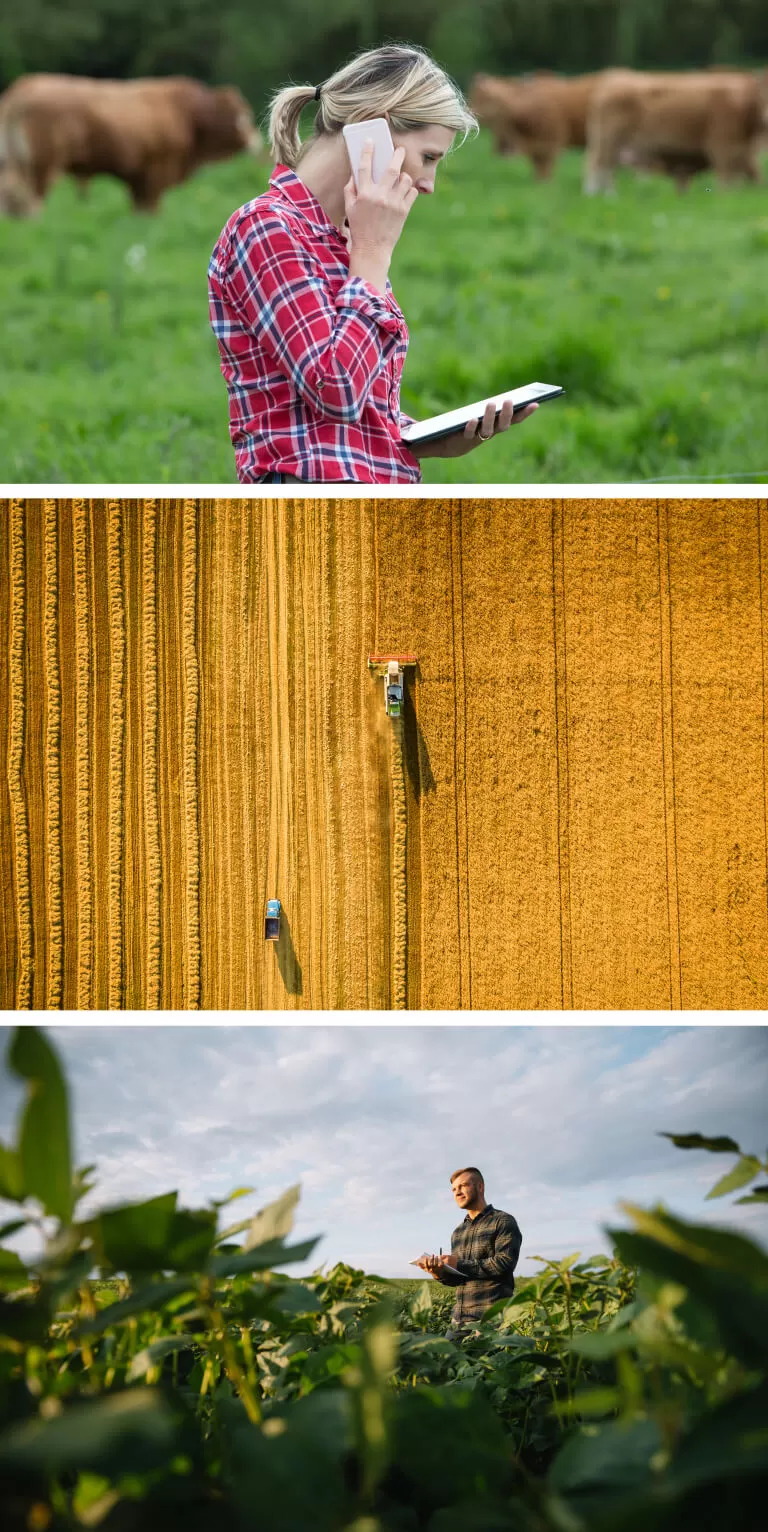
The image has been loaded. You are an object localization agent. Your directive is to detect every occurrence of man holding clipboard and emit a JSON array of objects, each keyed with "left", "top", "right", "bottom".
[{"left": 414, "top": 1167, "right": 522, "bottom": 1337}]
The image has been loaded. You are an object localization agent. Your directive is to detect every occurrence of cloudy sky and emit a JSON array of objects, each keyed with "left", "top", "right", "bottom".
[{"left": 1, "top": 1024, "right": 766, "bottom": 1277}]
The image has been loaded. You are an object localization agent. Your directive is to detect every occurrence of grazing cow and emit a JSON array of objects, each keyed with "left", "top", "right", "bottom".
[
  {"left": 0, "top": 73, "right": 262, "bottom": 215},
  {"left": 469, "top": 71, "right": 602, "bottom": 179},
  {"left": 584, "top": 68, "right": 768, "bottom": 194}
]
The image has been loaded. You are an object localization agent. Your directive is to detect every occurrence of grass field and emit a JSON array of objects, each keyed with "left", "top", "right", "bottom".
[{"left": 1, "top": 132, "right": 767, "bottom": 483}]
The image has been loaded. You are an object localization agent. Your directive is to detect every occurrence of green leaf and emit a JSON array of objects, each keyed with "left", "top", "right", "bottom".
[
  {"left": 569, "top": 1328, "right": 638, "bottom": 1360},
  {"left": 347, "top": 1302, "right": 397, "bottom": 1499},
  {"left": 608, "top": 1227, "right": 768, "bottom": 1368},
  {"left": 271, "top": 1281, "right": 323, "bottom": 1316},
  {"left": 0, "top": 1294, "right": 50, "bottom": 1342},
  {"left": 0, "top": 1218, "right": 28, "bottom": 1241},
  {"left": 210, "top": 1186, "right": 255, "bottom": 1210},
  {"left": 549, "top": 1417, "right": 661, "bottom": 1494},
  {"left": 705, "top": 1156, "right": 763, "bottom": 1199},
  {"left": 90, "top": 1194, "right": 217, "bottom": 1274},
  {"left": 663, "top": 1380, "right": 768, "bottom": 1494},
  {"left": 0, "top": 1143, "right": 25, "bottom": 1202},
  {"left": 75, "top": 1278, "right": 198, "bottom": 1336},
  {"left": 73, "top": 1164, "right": 98, "bottom": 1204},
  {"left": 9, "top": 1028, "right": 73, "bottom": 1222},
  {"left": 0, "top": 1247, "right": 29, "bottom": 1292},
  {"left": 0, "top": 1386, "right": 183, "bottom": 1478},
  {"left": 90, "top": 1192, "right": 177, "bottom": 1271},
  {"left": 554, "top": 1387, "right": 621, "bottom": 1419},
  {"left": 736, "top": 1187, "right": 768, "bottom": 1204},
  {"left": 659, "top": 1132, "right": 740, "bottom": 1154},
  {"left": 126, "top": 1334, "right": 197, "bottom": 1381},
  {"left": 617, "top": 1203, "right": 768, "bottom": 1282},
  {"left": 243, "top": 1184, "right": 300, "bottom": 1250},
  {"left": 72, "top": 1473, "right": 120, "bottom": 1527},
  {"left": 209, "top": 1235, "right": 319, "bottom": 1277}
]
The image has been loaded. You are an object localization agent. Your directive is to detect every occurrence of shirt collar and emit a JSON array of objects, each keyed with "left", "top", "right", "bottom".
[
  {"left": 464, "top": 1203, "right": 494, "bottom": 1224},
  {"left": 270, "top": 163, "right": 346, "bottom": 242}
]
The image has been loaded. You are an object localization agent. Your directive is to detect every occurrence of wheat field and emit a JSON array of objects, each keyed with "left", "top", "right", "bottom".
[{"left": 2, "top": 497, "right": 767, "bottom": 1009}]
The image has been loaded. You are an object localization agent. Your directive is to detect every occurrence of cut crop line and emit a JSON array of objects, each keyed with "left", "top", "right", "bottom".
[
  {"left": 757, "top": 501, "right": 768, "bottom": 938},
  {"left": 551, "top": 502, "right": 574, "bottom": 1010},
  {"left": 389, "top": 717, "right": 408, "bottom": 1010},
  {"left": 182, "top": 498, "right": 201, "bottom": 1009},
  {"left": 222, "top": 502, "right": 235, "bottom": 1007},
  {"left": 142, "top": 499, "right": 162, "bottom": 1009},
  {"left": 72, "top": 499, "right": 93, "bottom": 1009},
  {"left": 656, "top": 499, "right": 683, "bottom": 1010},
  {"left": 107, "top": 502, "right": 126, "bottom": 1009},
  {"left": 449, "top": 504, "right": 472, "bottom": 1009},
  {"left": 43, "top": 499, "right": 63, "bottom": 1009},
  {"left": 8, "top": 499, "right": 33, "bottom": 1009},
  {"left": 238, "top": 502, "right": 256, "bottom": 1006}
]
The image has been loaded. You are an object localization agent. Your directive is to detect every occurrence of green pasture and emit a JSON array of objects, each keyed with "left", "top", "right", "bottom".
[{"left": 1, "top": 131, "right": 767, "bottom": 484}]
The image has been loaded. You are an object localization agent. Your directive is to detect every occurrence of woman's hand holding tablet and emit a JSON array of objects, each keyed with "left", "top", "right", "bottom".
[{"left": 402, "top": 382, "right": 564, "bottom": 459}]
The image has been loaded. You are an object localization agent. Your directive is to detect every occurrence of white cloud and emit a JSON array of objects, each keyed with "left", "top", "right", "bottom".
[{"left": 0, "top": 1025, "right": 766, "bottom": 1277}]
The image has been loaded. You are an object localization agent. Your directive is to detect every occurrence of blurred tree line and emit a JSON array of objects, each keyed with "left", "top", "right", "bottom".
[{"left": 1, "top": 0, "right": 766, "bottom": 110}]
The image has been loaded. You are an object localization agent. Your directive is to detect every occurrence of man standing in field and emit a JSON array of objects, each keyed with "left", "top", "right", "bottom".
[{"left": 418, "top": 1167, "right": 522, "bottom": 1337}]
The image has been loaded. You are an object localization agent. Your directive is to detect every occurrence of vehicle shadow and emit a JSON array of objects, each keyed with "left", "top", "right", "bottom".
[
  {"left": 403, "top": 665, "right": 436, "bottom": 800},
  {"left": 275, "top": 908, "right": 303, "bottom": 996}
]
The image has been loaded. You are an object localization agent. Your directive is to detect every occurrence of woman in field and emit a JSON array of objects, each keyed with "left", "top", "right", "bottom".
[{"left": 208, "top": 44, "right": 538, "bottom": 484}]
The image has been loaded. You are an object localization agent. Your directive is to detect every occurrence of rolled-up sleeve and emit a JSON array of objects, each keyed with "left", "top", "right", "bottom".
[
  {"left": 219, "top": 216, "right": 406, "bottom": 425},
  {"left": 455, "top": 1215, "right": 522, "bottom": 1283}
]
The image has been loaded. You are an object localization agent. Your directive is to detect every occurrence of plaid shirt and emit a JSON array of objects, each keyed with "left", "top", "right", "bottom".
[
  {"left": 208, "top": 165, "right": 422, "bottom": 484},
  {"left": 439, "top": 1204, "right": 522, "bottom": 1326}
]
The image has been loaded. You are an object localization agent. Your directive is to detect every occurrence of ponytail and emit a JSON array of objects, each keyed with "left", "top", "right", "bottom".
[{"left": 268, "top": 83, "right": 320, "bottom": 168}]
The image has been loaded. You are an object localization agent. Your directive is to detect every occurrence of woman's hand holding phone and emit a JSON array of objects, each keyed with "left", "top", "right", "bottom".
[{"left": 345, "top": 141, "right": 419, "bottom": 296}]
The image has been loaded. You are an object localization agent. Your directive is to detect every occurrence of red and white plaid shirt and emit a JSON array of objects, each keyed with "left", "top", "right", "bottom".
[{"left": 208, "top": 165, "right": 422, "bottom": 484}]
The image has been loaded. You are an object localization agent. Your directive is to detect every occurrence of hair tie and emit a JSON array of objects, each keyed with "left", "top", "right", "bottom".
[{"left": 314, "top": 85, "right": 322, "bottom": 102}]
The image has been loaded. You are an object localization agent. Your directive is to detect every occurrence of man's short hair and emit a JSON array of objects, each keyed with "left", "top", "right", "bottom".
[{"left": 450, "top": 1166, "right": 483, "bottom": 1185}]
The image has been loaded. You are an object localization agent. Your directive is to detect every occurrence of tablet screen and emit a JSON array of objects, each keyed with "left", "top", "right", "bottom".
[{"left": 401, "top": 382, "right": 564, "bottom": 446}]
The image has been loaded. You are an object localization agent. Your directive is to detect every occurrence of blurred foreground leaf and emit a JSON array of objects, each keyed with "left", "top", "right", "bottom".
[
  {"left": 9, "top": 1027, "right": 73, "bottom": 1222},
  {"left": 0, "top": 1387, "right": 184, "bottom": 1478}
]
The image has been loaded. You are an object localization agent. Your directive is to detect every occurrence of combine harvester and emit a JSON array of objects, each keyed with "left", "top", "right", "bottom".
[{"left": 367, "top": 654, "right": 418, "bottom": 718}]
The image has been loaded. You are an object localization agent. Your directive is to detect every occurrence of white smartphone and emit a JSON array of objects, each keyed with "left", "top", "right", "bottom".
[{"left": 342, "top": 117, "right": 396, "bottom": 188}]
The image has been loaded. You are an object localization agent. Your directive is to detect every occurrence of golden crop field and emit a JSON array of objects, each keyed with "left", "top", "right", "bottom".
[{"left": 2, "top": 497, "right": 768, "bottom": 1009}]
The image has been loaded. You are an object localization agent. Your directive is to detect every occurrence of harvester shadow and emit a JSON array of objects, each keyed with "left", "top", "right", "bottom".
[
  {"left": 403, "top": 668, "right": 436, "bottom": 800},
  {"left": 275, "top": 910, "right": 303, "bottom": 996}
]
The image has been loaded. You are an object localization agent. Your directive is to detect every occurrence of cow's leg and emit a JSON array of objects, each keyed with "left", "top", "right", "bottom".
[
  {"left": 128, "top": 157, "right": 182, "bottom": 214},
  {"left": 583, "top": 149, "right": 614, "bottom": 194},
  {"left": 531, "top": 150, "right": 555, "bottom": 180}
]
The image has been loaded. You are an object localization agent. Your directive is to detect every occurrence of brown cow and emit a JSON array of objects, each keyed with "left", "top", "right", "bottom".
[
  {"left": 584, "top": 68, "right": 768, "bottom": 194},
  {"left": 0, "top": 73, "right": 262, "bottom": 216},
  {"left": 469, "top": 71, "right": 602, "bottom": 179}
]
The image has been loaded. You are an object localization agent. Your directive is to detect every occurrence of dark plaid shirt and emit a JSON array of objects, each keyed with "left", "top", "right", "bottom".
[{"left": 439, "top": 1204, "right": 522, "bottom": 1326}]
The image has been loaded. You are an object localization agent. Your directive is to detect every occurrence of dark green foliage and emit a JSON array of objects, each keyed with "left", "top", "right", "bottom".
[
  {"left": 0, "top": 1027, "right": 766, "bottom": 1530},
  {"left": 1, "top": 2, "right": 768, "bottom": 99}
]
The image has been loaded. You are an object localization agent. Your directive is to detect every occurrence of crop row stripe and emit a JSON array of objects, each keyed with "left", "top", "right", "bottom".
[
  {"left": 43, "top": 500, "right": 63, "bottom": 1009},
  {"left": 142, "top": 500, "right": 162, "bottom": 1008},
  {"left": 72, "top": 499, "right": 93, "bottom": 1007},
  {"left": 390, "top": 716, "right": 408, "bottom": 1010},
  {"left": 107, "top": 502, "right": 126, "bottom": 1008},
  {"left": 182, "top": 499, "right": 201, "bottom": 1008},
  {"left": 8, "top": 500, "right": 33, "bottom": 1009}
]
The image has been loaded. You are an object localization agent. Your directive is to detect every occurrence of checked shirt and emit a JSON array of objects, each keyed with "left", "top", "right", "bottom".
[
  {"left": 208, "top": 165, "right": 422, "bottom": 484},
  {"left": 439, "top": 1204, "right": 522, "bottom": 1328}
]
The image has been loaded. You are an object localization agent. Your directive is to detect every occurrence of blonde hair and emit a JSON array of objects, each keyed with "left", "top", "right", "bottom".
[{"left": 268, "top": 43, "right": 478, "bottom": 169}]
